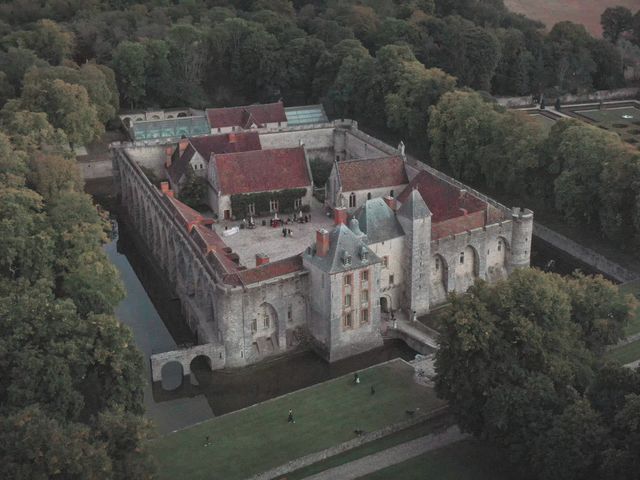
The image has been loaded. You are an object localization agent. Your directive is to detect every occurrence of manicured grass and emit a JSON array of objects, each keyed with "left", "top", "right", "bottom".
[
  {"left": 620, "top": 280, "right": 640, "bottom": 337},
  {"left": 572, "top": 106, "right": 640, "bottom": 149},
  {"left": 607, "top": 339, "right": 640, "bottom": 365},
  {"left": 149, "top": 359, "right": 445, "bottom": 480},
  {"left": 358, "top": 439, "right": 513, "bottom": 480},
  {"left": 286, "top": 415, "right": 454, "bottom": 480},
  {"left": 529, "top": 113, "right": 557, "bottom": 132}
]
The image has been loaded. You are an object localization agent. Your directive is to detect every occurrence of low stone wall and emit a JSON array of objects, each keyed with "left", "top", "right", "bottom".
[
  {"left": 244, "top": 405, "right": 449, "bottom": 480},
  {"left": 533, "top": 223, "right": 638, "bottom": 283},
  {"left": 497, "top": 87, "right": 640, "bottom": 108}
]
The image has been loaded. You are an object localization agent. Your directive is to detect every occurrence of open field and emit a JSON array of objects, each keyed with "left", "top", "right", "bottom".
[
  {"left": 357, "top": 439, "right": 513, "bottom": 480},
  {"left": 149, "top": 359, "right": 445, "bottom": 480},
  {"left": 505, "top": 0, "right": 639, "bottom": 36}
]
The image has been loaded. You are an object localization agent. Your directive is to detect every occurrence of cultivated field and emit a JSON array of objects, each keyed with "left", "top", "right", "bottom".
[{"left": 505, "top": 0, "right": 639, "bottom": 36}]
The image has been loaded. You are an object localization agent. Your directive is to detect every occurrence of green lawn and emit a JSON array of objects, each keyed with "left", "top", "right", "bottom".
[
  {"left": 573, "top": 106, "right": 640, "bottom": 149},
  {"left": 620, "top": 280, "right": 640, "bottom": 337},
  {"left": 357, "top": 439, "right": 513, "bottom": 480},
  {"left": 286, "top": 415, "right": 454, "bottom": 480},
  {"left": 149, "top": 359, "right": 445, "bottom": 480},
  {"left": 529, "top": 113, "right": 557, "bottom": 132},
  {"left": 607, "top": 339, "right": 640, "bottom": 365}
]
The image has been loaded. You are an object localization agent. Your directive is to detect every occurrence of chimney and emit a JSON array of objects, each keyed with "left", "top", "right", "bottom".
[
  {"left": 160, "top": 181, "right": 174, "bottom": 198},
  {"left": 178, "top": 138, "right": 189, "bottom": 155},
  {"left": 316, "top": 229, "right": 330, "bottom": 257},
  {"left": 334, "top": 206, "right": 348, "bottom": 225},
  {"left": 256, "top": 253, "right": 270, "bottom": 267},
  {"left": 228, "top": 132, "right": 237, "bottom": 143},
  {"left": 383, "top": 195, "right": 396, "bottom": 211},
  {"left": 165, "top": 146, "right": 174, "bottom": 168}
]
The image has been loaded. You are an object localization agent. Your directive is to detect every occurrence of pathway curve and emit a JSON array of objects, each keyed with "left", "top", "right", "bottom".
[{"left": 301, "top": 425, "right": 467, "bottom": 480}]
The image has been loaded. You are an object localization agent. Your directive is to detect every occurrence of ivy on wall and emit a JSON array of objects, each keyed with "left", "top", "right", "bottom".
[{"left": 231, "top": 188, "right": 309, "bottom": 217}]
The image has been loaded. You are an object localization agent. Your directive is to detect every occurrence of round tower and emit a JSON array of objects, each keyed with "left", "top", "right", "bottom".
[{"left": 509, "top": 207, "right": 533, "bottom": 272}]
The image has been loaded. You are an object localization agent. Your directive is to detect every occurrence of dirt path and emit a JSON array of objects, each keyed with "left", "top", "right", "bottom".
[{"left": 300, "top": 426, "right": 467, "bottom": 480}]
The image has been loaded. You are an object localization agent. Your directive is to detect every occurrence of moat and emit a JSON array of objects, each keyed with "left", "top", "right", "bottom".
[
  {"left": 92, "top": 182, "right": 419, "bottom": 433},
  {"left": 89, "top": 180, "right": 608, "bottom": 434}
]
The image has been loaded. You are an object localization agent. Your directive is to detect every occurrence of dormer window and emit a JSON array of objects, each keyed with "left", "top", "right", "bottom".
[
  {"left": 359, "top": 246, "right": 368, "bottom": 262},
  {"left": 342, "top": 249, "right": 352, "bottom": 266}
]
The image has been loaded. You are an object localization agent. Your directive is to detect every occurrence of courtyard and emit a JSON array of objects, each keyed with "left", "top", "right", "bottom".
[
  {"left": 148, "top": 359, "right": 445, "bottom": 480},
  {"left": 568, "top": 102, "right": 640, "bottom": 148},
  {"left": 212, "top": 197, "right": 334, "bottom": 267}
]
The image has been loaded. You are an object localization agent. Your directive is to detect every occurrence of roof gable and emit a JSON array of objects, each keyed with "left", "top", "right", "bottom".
[
  {"left": 206, "top": 102, "right": 287, "bottom": 129},
  {"left": 397, "top": 170, "right": 486, "bottom": 223},
  {"left": 397, "top": 188, "right": 431, "bottom": 221},
  {"left": 337, "top": 156, "right": 408, "bottom": 192},
  {"left": 306, "top": 224, "right": 381, "bottom": 274},
  {"left": 213, "top": 147, "right": 311, "bottom": 195}
]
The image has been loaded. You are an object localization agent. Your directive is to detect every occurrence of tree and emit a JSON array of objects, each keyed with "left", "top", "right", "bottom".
[
  {"left": 385, "top": 62, "right": 455, "bottom": 150},
  {"left": 28, "top": 153, "right": 82, "bottom": 201},
  {"left": 0, "top": 47, "right": 48, "bottom": 93},
  {"left": 0, "top": 406, "right": 112, "bottom": 480},
  {"left": 20, "top": 76, "right": 103, "bottom": 145},
  {"left": 553, "top": 125, "right": 618, "bottom": 226},
  {"left": 600, "top": 393, "right": 640, "bottom": 479},
  {"left": 0, "top": 108, "right": 69, "bottom": 153},
  {"left": 310, "top": 157, "right": 332, "bottom": 187},
  {"left": 178, "top": 169, "right": 207, "bottom": 208},
  {"left": 601, "top": 6, "right": 633, "bottom": 43},
  {"left": 112, "top": 41, "right": 146, "bottom": 109}
]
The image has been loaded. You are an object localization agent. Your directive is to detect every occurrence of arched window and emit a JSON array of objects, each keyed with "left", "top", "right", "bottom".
[
  {"left": 349, "top": 192, "right": 356, "bottom": 208},
  {"left": 497, "top": 239, "right": 503, "bottom": 252}
]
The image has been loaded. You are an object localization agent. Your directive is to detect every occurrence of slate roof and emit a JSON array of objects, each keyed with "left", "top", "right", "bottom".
[
  {"left": 213, "top": 147, "right": 311, "bottom": 195},
  {"left": 397, "top": 188, "right": 431, "bottom": 221},
  {"left": 166, "top": 132, "right": 262, "bottom": 185},
  {"left": 206, "top": 102, "right": 287, "bottom": 129},
  {"left": 337, "top": 156, "right": 408, "bottom": 192},
  {"left": 305, "top": 224, "right": 381, "bottom": 274},
  {"left": 397, "top": 170, "right": 486, "bottom": 223},
  {"left": 353, "top": 198, "right": 404, "bottom": 244}
]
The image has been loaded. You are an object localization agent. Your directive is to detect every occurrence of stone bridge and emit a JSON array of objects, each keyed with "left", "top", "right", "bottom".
[{"left": 150, "top": 343, "right": 226, "bottom": 382}]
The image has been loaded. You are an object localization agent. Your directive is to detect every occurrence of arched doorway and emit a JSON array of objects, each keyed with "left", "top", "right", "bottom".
[
  {"left": 430, "top": 254, "right": 448, "bottom": 305},
  {"left": 455, "top": 246, "right": 479, "bottom": 292}
]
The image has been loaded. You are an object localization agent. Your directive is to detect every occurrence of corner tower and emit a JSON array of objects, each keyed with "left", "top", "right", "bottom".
[
  {"left": 508, "top": 207, "right": 533, "bottom": 272},
  {"left": 397, "top": 189, "right": 432, "bottom": 316}
]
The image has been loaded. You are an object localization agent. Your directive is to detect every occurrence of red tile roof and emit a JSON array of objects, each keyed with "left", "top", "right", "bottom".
[
  {"left": 206, "top": 102, "right": 287, "bottom": 129},
  {"left": 231, "top": 255, "right": 304, "bottom": 285},
  {"left": 397, "top": 170, "right": 487, "bottom": 223},
  {"left": 213, "top": 147, "right": 311, "bottom": 195},
  {"left": 191, "top": 224, "right": 240, "bottom": 274},
  {"left": 337, "top": 156, "right": 408, "bottom": 191},
  {"left": 163, "top": 194, "right": 214, "bottom": 231},
  {"left": 167, "top": 132, "right": 262, "bottom": 184}
]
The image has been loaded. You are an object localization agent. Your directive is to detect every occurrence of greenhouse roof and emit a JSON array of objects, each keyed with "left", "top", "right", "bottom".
[{"left": 285, "top": 105, "right": 328, "bottom": 126}]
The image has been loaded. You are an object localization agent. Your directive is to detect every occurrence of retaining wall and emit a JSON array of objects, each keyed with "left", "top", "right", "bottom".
[
  {"left": 533, "top": 223, "right": 638, "bottom": 283},
  {"left": 497, "top": 87, "right": 639, "bottom": 108}
]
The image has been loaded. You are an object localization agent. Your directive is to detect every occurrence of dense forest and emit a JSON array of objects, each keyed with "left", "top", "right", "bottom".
[{"left": 0, "top": 1, "right": 639, "bottom": 478}]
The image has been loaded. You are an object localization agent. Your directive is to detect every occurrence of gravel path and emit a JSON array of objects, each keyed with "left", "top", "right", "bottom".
[{"left": 301, "top": 425, "right": 467, "bottom": 480}]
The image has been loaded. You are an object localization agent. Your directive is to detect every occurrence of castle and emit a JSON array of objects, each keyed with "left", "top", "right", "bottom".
[{"left": 111, "top": 102, "right": 532, "bottom": 373}]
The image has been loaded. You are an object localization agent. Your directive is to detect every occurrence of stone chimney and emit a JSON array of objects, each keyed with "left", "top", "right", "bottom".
[
  {"left": 383, "top": 195, "right": 396, "bottom": 211},
  {"left": 316, "top": 229, "right": 330, "bottom": 257},
  {"left": 334, "top": 206, "right": 348, "bottom": 225},
  {"left": 178, "top": 138, "right": 189, "bottom": 155},
  {"left": 160, "top": 181, "right": 174, "bottom": 198},
  {"left": 255, "top": 253, "right": 269, "bottom": 267},
  {"left": 165, "top": 146, "right": 174, "bottom": 168}
]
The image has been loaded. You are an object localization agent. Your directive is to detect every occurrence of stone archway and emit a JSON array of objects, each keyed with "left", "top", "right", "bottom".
[
  {"left": 160, "top": 361, "right": 183, "bottom": 391},
  {"left": 455, "top": 245, "right": 479, "bottom": 293},
  {"left": 487, "top": 237, "right": 509, "bottom": 282},
  {"left": 430, "top": 254, "right": 448, "bottom": 305}
]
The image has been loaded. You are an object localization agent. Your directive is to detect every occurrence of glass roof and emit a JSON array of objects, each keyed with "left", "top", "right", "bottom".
[
  {"left": 131, "top": 116, "right": 210, "bottom": 140},
  {"left": 285, "top": 105, "right": 328, "bottom": 126}
]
